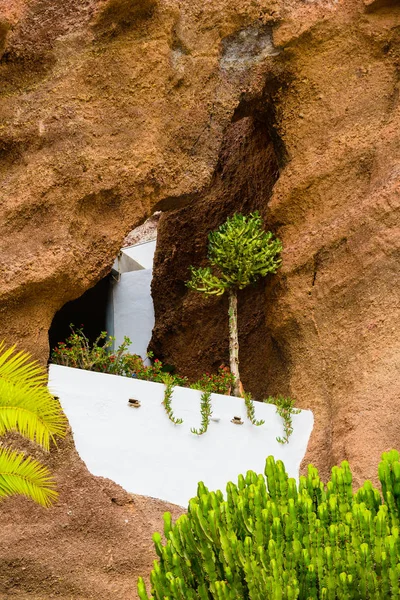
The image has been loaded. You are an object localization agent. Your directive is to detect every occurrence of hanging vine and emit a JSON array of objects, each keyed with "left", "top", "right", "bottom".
[
  {"left": 243, "top": 392, "right": 265, "bottom": 426},
  {"left": 265, "top": 396, "right": 300, "bottom": 444},
  {"left": 162, "top": 375, "right": 183, "bottom": 425},
  {"left": 191, "top": 391, "right": 212, "bottom": 436},
  {"left": 158, "top": 377, "right": 300, "bottom": 442}
]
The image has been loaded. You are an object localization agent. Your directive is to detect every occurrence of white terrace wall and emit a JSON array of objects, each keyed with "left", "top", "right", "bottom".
[
  {"left": 49, "top": 365, "right": 313, "bottom": 507},
  {"left": 111, "top": 240, "right": 157, "bottom": 274},
  {"left": 108, "top": 269, "right": 154, "bottom": 364},
  {"left": 107, "top": 240, "right": 156, "bottom": 364}
]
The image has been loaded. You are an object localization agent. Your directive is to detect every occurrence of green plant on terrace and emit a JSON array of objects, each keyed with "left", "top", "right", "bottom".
[
  {"left": 187, "top": 212, "right": 282, "bottom": 397},
  {"left": 0, "top": 342, "right": 67, "bottom": 506},
  {"left": 189, "top": 366, "right": 235, "bottom": 395},
  {"left": 138, "top": 450, "right": 400, "bottom": 599},
  {"left": 266, "top": 395, "right": 301, "bottom": 444},
  {"left": 51, "top": 325, "right": 139, "bottom": 376},
  {"left": 52, "top": 326, "right": 236, "bottom": 394}
]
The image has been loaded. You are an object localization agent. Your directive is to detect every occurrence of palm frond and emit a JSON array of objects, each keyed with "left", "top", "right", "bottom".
[
  {"left": 0, "top": 379, "right": 67, "bottom": 449},
  {"left": 0, "top": 446, "right": 58, "bottom": 507},
  {"left": 0, "top": 342, "right": 67, "bottom": 449},
  {"left": 0, "top": 342, "right": 48, "bottom": 388}
]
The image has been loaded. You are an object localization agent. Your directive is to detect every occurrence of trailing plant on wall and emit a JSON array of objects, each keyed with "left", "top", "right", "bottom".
[
  {"left": 187, "top": 212, "right": 282, "bottom": 397},
  {"left": 190, "top": 391, "right": 212, "bottom": 436},
  {"left": 138, "top": 450, "right": 400, "bottom": 599},
  {"left": 52, "top": 326, "right": 301, "bottom": 443},
  {"left": 266, "top": 396, "right": 301, "bottom": 444},
  {"left": 0, "top": 342, "right": 67, "bottom": 506},
  {"left": 243, "top": 392, "right": 265, "bottom": 427},
  {"left": 161, "top": 374, "right": 184, "bottom": 425}
]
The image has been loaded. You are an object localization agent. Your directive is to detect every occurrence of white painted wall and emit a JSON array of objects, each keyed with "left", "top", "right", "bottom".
[
  {"left": 111, "top": 241, "right": 156, "bottom": 275},
  {"left": 122, "top": 241, "right": 156, "bottom": 271},
  {"left": 107, "top": 269, "right": 154, "bottom": 363},
  {"left": 49, "top": 365, "right": 313, "bottom": 507}
]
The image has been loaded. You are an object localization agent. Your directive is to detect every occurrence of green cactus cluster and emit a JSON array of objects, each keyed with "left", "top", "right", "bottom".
[{"left": 138, "top": 450, "right": 400, "bottom": 599}]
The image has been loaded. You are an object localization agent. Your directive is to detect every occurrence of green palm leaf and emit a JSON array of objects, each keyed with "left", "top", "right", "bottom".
[
  {"left": 0, "top": 341, "right": 48, "bottom": 388},
  {"left": 0, "top": 446, "right": 58, "bottom": 507},
  {"left": 0, "top": 342, "right": 67, "bottom": 507},
  {"left": 0, "top": 380, "right": 67, "bottom": 449},
  {"left": 0, "top": 342, "right": 67, "bottom": 449}
]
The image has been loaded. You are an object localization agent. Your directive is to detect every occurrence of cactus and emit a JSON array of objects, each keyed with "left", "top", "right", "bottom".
[{"left": 138, "top": 451, "right": 400, "bottom": 599}]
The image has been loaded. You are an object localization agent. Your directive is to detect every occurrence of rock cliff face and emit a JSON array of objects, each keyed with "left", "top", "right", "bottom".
[
  {"left": 0, "top": 0, "right": 284, "bottom": 359},
  {"left": 150, "top": 2, "right": 400, "bottom": 485},
  {"left": 1, "top": 0, "right": 399, "bottom": 498},
  {"left": 1, "top": 0, "right": 400, "bottom": 597}
]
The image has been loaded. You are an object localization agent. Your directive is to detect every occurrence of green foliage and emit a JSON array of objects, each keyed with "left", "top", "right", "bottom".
[
  {"left": 191, "top": 391, "right": 212, "bottom": 436},
  {"left": 187, "top": 212, "right": 282, "bottom": 397},
  {"left": 52, "top": 326, "right": 235, "bottom": 393},
  {"left": 162, "top": 374, "right": 184, "bottom": 425},
  {"left": 134, "top": 358, "right": 189, "bottom": 387},
  {"left": 0, "top": 342, "right": 67, "bottom": 449},
  {"left": 190, "top": 367, "right": 235, "bottom": 395},
  {"left": 0, "top": 342, "right": 67, "bottom": 506},
  {"left": 266, "top": 396, "right": 301, "bottom": 444},
  {"left": 51, "top": 325, "right": 142, "bottom": 376},
  {"left": 187, "top": 212, "right": 282, "bottom": 295},
  {"left": 138, "top": 451, "right": 400, "bottom": 599},
  {"left": 0, "top": 447, "right": 58, "bottom": 507},
  {"left": 243, "top": 392, "right": 265, "bottom": 426}
]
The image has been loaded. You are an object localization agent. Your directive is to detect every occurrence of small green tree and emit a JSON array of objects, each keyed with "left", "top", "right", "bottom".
[{"left": 187, "top": 212, "right": 282, "bottom": 396}]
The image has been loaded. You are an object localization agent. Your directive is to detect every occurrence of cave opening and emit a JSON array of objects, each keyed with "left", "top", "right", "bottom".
[
  {"left": 48, "top": 212, "right": 161, "bottom": 359},
  {"left": 48, "top": 275, "right": 112, "bottom": 353}
]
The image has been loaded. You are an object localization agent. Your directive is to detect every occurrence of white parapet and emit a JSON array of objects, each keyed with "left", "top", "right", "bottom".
[{"left": 49, "top": 365, "right": 314, "bottom": 507}]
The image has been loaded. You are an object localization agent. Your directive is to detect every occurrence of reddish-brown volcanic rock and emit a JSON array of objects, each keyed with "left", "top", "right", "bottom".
[
  {"left": 1, "top": 0, "right": 400, "bottom": 597},
  {"left": 0, "top": 0, "right": 282, "bottom": 360},
  {"left": 151, "top": 3, "right": 400, "bottom": 486},
  {"left": 0, "top": 433, "right": 184, "bottom": 599}
]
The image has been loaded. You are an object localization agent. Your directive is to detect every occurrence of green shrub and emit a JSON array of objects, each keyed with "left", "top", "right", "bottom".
[
  {"left": 51, "top": 325, "right": 139, "bottom": 376},
  {"left": 51, "top": 325, "right": 186, "bottom": 383},
  {"left": 190, "top": 366, "right": 235, "bottom": 395},
  {"left": 138, "top": 451, "right": 400, "bottom": 599},
  {"left": 51, "top": 326, "right": 235, "bottom": 393}
]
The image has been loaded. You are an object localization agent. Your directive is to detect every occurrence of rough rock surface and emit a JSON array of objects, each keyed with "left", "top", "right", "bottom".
[
  {"left": 0, "top": 0, "right": 282, "bottom": 360},
  {"left": 123, "top": 212, "right": 161, "bottom": 247},
  {"left": 150, "top": 2, "right": 400, "bottom": 486},
  {"left": 0, "top": 432, "right": 184, "bottom": 599},
  {"left": 0, "top": 0, "right": 400, "bottom": 597}
]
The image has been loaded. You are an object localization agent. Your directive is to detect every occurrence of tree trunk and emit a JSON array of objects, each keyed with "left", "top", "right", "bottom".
[{"left": 228, "top": 288, "right": 241, "bottom": 396}]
